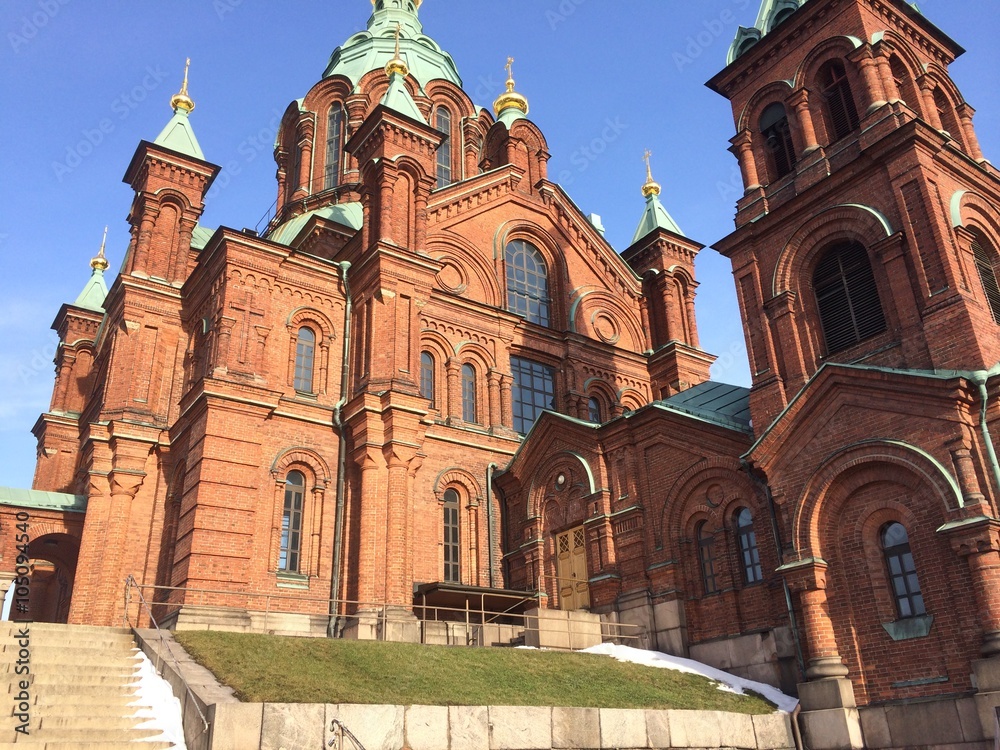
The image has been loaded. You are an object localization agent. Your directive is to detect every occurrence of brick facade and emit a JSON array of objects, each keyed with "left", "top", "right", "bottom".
[{"left": 8, "top": 0, "right": 1000, "bottom": 739}]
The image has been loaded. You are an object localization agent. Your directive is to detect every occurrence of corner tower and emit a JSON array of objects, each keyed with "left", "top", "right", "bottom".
[{"left": 710, "top": 0, "right": 999, "bottom": 430}]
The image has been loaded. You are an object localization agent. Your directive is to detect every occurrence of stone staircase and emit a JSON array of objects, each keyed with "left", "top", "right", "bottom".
[{"left": 0, "top": 622, "right": 178, "bottom": 748}]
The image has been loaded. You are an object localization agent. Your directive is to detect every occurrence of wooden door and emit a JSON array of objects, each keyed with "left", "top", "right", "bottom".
[{"left": 555, "top": 526, "right": 590, "bottom": 611}]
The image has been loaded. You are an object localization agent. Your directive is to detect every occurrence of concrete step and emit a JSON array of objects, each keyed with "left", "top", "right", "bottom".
[
  {"left": 0, "top": 728, "right": 166, "bottom": 743},
  {"left": 3, "top": 674, "right": 141, "bottom": 690},
  {"left": 38, "top": 715, "right": 148, "bottom": 731},
  {"left": 0, "top": 623, "right": 132, "bottom": 635},
  {"left": 0, "top": 636, "right": 138, "bottom": 650},
  {"left": 1, "top": 662, "right": 141, "bottom": 676},
  {"left": 0, "top": 745, "right": 174, "bottom": 750}
]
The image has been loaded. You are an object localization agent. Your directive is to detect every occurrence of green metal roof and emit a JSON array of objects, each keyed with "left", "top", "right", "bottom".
[
  {"left": 268, "top": 203, "right": 364, "bottom": 246},
  {"left": 73, "top": 267, "right": 109, "bottom": 312},
  {"left": 322, "top": 1, "right": 461, "bottom": 91},
  {"left": 191, "top": 224, "right": 215, "bottom": 251},
  {"left": 380, "top": 72, "right": 427, "bottom": 122},
  {"left": 0, "top": 487, "right": 88, "bottom": 514},
  {"left": 632, "top": 192, "right": 684, "bottom": 245},
  {"left": 659, "top": 381, "right": 752, "bottom": 434},
  {"left": 153, "top": 107, "right": 205, "bottom": 161}
]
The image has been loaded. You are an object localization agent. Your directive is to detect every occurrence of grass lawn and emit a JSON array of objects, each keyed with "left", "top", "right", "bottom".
[{"left": 173, "top": 631, "right": 776, "bottom": 714}]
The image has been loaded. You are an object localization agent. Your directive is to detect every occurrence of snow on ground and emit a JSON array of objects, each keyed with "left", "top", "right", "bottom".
[
  {"left": 581, "top": 643, "right": 799, "bottom": 713},
  {"left": 130, "top": 648, "right": 189, "bottom": 748}
]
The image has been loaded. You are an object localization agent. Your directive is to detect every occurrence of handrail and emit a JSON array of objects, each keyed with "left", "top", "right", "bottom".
[
  {"left": 122, "top": 581, "right": 645, "bottom": 645},
  {"left": 329, "top": 718, "right": 366, "bottom": 750},
  {"left": 123, "top": 575, "right": 210, "bottom": 736}
]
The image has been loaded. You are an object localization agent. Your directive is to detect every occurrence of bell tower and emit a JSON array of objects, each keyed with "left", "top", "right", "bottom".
[{"left": 709, "top": 0, "right": 1000, "bottom": 431}]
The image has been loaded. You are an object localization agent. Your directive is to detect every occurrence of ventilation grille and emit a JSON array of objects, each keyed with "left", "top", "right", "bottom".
[
  {"left": 973, "top": 234, "right": 1000, "bottom": 324},
  {"left": 814, "top": 241, "right": 887, "bottom": 354}
]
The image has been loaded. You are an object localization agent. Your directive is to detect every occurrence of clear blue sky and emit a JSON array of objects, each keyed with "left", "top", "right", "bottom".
[{"left": 2, "top": 0, "right": 998, "bottom": 489}]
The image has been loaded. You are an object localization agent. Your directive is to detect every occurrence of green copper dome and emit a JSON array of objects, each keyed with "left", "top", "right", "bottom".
[{"left": 323, "top": 1, "right": 462, "bottom": 92}]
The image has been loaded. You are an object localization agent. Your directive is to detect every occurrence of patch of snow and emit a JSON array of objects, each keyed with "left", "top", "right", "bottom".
[
  {"left": 581, "top": 643, "right": 799, "bottom": 713},
  {"left": 130, "top": 648, "right": 188, "bottom": 747}
]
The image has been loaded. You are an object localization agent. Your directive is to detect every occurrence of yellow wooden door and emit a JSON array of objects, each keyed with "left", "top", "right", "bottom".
[{"left": 556, "top": 526, "right": 590, "bottom": 611}]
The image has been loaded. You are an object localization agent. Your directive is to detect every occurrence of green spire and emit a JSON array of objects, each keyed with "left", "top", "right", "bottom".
[
  {"left": 153, "top": 59, "right": 206, "bottom": 160},
  {"left": 381, "top": 73, "right": 427, "bottom": 122},
  {"left": 632, "top": 153, "right": 683, "bottom": 244},
  {"left": 74, "top": 227, "right": 110, "bottom": 312}
]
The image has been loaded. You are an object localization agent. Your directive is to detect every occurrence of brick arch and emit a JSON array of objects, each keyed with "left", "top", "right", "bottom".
[
  {"left": 424, "top": 80, "right": 478, "bottom": 121},
  {"left": 455, "top": 340, "right": 494, "bottom": 370},
  {"left": 951, "top": 190, "right": 1000, "bottom": 253},
  {"left": 924, "top": 64, "right": 968, "bottom": 107},
  {"left": 428, "top": 232, "right": 504, "bottom": 307},
  {"left": 568, "top": 289, "right": 644, "bottom": 353},
  {"left": 792, "top": 439, "right": 963, "bottom": 557},
  {"left": 494, "top": 221, "right": 564, "bottom": 318},
  {"left": 433, "top": 468, "right": 483, "bottom": 502},
  {"left": 287, "top": 307, "right": 336, "bottom": 343},
  {"left": 270, "top": 447, "right": 332, "bottom": 487},
  {"left": 301, "top": 76, "right": 355, "bottom": 114},
  {"left": 737, "top": 79, "right": 795, "bottom": 134},
  {"left": 793, "top": 35, "right": 863, "bottom": 91},
  {"left": 152, "top": 187, "right": 194, "bottom": 212},
  {"left": 617, "top": 388, "right": 646, "bottom": 412},
  {"left": 658, "top": 456, "right": 755, "bottom": 548},
  {"left": 772, "top": 203, "right": 894, "bottom": 296},
  {"left": 528, "top": 450, "right": 597, "bottom": 521}
]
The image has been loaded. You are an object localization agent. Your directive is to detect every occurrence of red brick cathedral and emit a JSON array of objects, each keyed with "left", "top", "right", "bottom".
[{"left": 6, "top": 0, "right": 1000, "bottom": 745}]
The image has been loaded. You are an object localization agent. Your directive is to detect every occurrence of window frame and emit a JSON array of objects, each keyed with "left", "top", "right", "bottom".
[
  {"left": 461, "top": 363, "right": 478, "bottom": 424},
  {"left": 972, "top": 230, "right": 1000, "bottom": 324},
  {"left": 697, "top": 521, "right": 719, "bottom": 595},
  {"left": 420, "top": 351, "right": 437, "bottom": 408},
  {"left": 505, "top": 240, "right": 552, "bottom": 328},
  {"left": 759, "top": 102, "right": 796, "bottom": 181},
  {"left": 735, "top": 508, "right": 763, "bottom": 585},
  {"left": 819, "top": 60, "right": 861, "bottom": 143},
  {"left": 510, "top": 356, "right": 556, "bottom": 435},
  {"left": 813, "top": 240, "right": 887, "bottom": 355},
  {"left": 324, "top": 103, "right": 344, "bottom": 191},
  {"left": 293, "top": 327, "right": 317, "bottom": 393},
  {"left": 279, "top": 470, "right": 306, "bottom": 574},
  {"left": 443, "top": 488, "right": 461, "bottom": 583},
  {"left": 881, "top": 522, "right": 926, "bottom": 620},
  {"left": 587, "top": 396, "right": 603, "bottom": 424},
  {"left": 435, "top": 106, "right": 453, "bottom": 189}
]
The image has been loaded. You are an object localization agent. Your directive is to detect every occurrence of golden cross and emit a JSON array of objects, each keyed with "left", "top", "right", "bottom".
[
  {"left": 394, "top": 22, "right": 401, "bottom": 57},
  {"left": 181, "top": 58, "right": 191, "bottom": 96},
  {"left": 506, "top": 56, "right": 515, "bottom": 81},
  {"left": 643, "top": 150, "right": 653, "bottom": 181}
]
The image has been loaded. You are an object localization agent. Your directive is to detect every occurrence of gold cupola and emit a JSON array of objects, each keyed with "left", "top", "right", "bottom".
[
  {"left": 170, "top": 58, "right": 195, "bottom": 113},
  {"left": 493, "top": 57, "right": 529, "bottom": 118},
  {"left": 385, "top": 22, "right": 409, "bottom": 78},
  {"left": 642, "top": 149, "right": 662, "bottom": 197}
]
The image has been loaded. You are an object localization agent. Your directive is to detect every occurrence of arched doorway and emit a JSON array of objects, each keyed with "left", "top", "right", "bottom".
[{"left": 25, "top": 534, "right": 79, "bottom": 623}]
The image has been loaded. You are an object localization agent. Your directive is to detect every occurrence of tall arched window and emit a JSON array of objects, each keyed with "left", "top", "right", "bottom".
[
  {"left": 287, "top": 143, "right": 301, "bottom": 201},
  {"left": 280, "top": 471, "right": 306, "bottom": 573},
  {"left": 760, "top": 103, "right": 796, "bottom": 180},
  {"left": 420, "top": 352, "right": 436, "bottom": 407},
  {"left": 889, "top": 56, "right": 911, "bottom": 106},
  {"left": 972, "top": 230, "right": 1000, "bottom": 324},
  {"left": 813, "top": 241, "right": 886, "bottom": 354},
  {"left": 932, "top": 88, "right": 965, "bottom": 150},
  {"left": 736, "top": 508, "right": 763, "bottom": 584},
  {"left": 461, "top": 364, "right": 477, "bottom": 423},
  {"left": 697, "top": 522, "right": 719, "bottom": 595},
  {"left": 294, "top": 328, "right": 316, "bottom": 393},
  {"left": 881, "top": 522, "right": 925, "bottom": 619},
  {"left": 819, "top": 60, "right": 860, "bottom": 142},
  {"left": 443, "top": 488, "right": 461, "bottom": 583},
  {"left": 505, "top": 240, "right": 551, "bottom": 327},
  {"left": 324, "top": 104, "right": 344, "bottom": 190},
  {"left": 435, "top": 107, "right": 453, "bottom": 188},
  {"left": 588, "top": 397, "right": 602, "bottom": 424}
]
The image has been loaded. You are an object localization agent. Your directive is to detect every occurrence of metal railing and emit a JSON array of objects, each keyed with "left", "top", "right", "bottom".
[
  {"left": 123, "top": 576, "right": 209, "bottom": 737},
  {"left": 122, "top": 581, "right": 645, "bottom": 648}
]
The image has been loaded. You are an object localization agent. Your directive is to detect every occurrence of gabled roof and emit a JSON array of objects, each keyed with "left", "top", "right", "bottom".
[
  {"left": 380, "top": 73, "right": 427, "bottom": 122},
  {"left": 659, "top": 381, "right": 752, "bottom": 434},
  {"left": 153, "top": 108, "right": 205, "bottom": 161},
  {"left": 268, "top": 204, "right": 364, "bottom": 247},
  {"left": 632, "top": 192, "right": 684, "bottom": 245},
  {"left": 73, "top": 267, "right": 109, "bottom": 312}
]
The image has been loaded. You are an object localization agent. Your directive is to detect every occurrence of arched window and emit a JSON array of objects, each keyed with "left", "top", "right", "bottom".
[
  {"left": 972, "top": 230, "right": 1000, "bottom": 324},
  {"left": 760, "top": 103, "right": 796, "bottom": 180},
  {"left": 435, "top": 107, "right": 453, "bottom": 188},
  {"left": 324, "top": 104, "right": 344, "bottom": 190},
  {"left": 813, "top": 241, "right": 886, "bottom": 354},
  {"left": 280, "top": 471, "right": 306, "bottom": 573},
  {"left": 294, "top": 328, "right": 316, "bottom": 393},
  {"left": 588, "top": 397, "right": 602, "bottom": 424},
  {"left": 287, "top": 143, "right": 301, "bottom": 201},
  {"left": 697, "top": 522, "right": 719, "bottom": 595},
  {"left": 881, "top": 522, "right": 925, "bottom": 619},
  {"left": 505, "top": 240, "right": 551, "bottom": 327},
  {"left": 420, "top": 352, "right": 436, "bottom": 407},
  {"left": 736, "top": 508, "right": 763, "bottom": 584},
  {"left": 461, "top": 364, "right": 477, "bottom": 423},
  {"left": 443, "top": 489, "right": 461, "bottom": 583},
  {"left": 932, "top": 88, "right": 965, "bottom": 149},
  {"left": 819, "top": 60, "right": 860, "bottom": 142},
  {"left": 889, "top": 56, "right": 910, "bottom": 105}
]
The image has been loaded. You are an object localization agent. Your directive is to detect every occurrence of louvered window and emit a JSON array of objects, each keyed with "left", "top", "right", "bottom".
[
  {"left": 760, "top": 103, "right": 796, "bottom": 181},
  {"left": 973, "top": 231, "right": 1000, "bottom": 324},
  {"left": 820, "top": 61, "right": 860, "bottom": 142},
  {"left": 814, "top": 241, "right": 886, "bottom": 354}
]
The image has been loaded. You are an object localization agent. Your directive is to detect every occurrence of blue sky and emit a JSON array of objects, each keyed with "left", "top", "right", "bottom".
[{"left": 2, "top": 0, "right": 998, "bottom": 489}]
